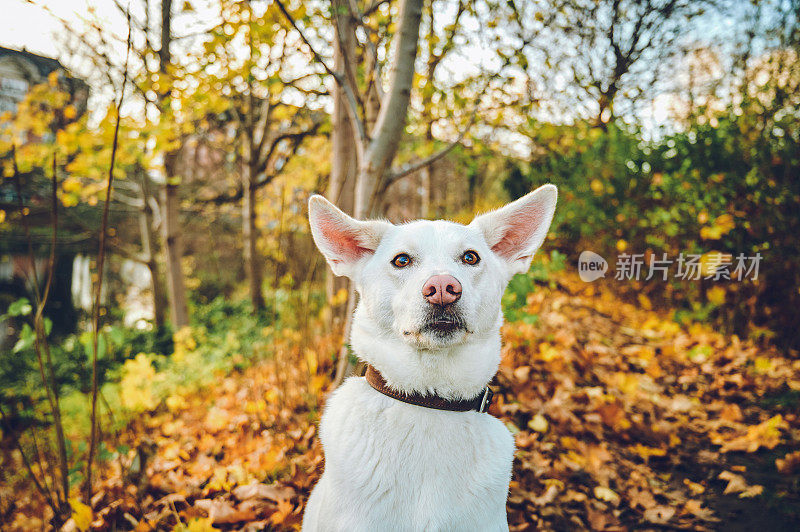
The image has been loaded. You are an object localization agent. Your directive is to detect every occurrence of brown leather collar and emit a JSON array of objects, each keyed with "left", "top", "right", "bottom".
[{"left": 364, "top": 365, "right": 494, "bottom": 413}]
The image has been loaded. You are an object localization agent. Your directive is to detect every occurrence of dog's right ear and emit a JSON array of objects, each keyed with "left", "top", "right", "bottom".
[{"left": 308, "top": 195, "right": 391, "bottom": 278}]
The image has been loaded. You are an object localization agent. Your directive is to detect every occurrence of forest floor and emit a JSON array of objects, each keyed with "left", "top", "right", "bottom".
[{"left": 7, "top": 272, "right": 800, "bottom": 531}]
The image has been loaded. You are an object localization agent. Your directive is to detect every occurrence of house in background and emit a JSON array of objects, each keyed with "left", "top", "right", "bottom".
[
  {"left": 1, "top": 46, "right": 90, "bottom": 344},
  {"left": 0, "top": 45, "right": 89, "bottom": 115}
]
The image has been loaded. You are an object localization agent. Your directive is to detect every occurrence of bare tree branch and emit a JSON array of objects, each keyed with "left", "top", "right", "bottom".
[
  {"left": 383, "top": 107, "right": 478, "bottom": 188},
  {"left": 85, "top": 4, "right": 131, "bottom": 502},
  {"left": 273, "top": 0, "right": 368, "bottom": 148}
]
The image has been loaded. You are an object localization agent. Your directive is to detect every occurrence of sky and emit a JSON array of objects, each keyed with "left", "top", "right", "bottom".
[
  {"left": 2, "top": 0, "right": 122, "bottom": 59},
  {"left": 0, "top": 0, "right": 766, "bottom": 139},
  {"left": 2, "top": 0, "right": 218, "bottom": 75}
]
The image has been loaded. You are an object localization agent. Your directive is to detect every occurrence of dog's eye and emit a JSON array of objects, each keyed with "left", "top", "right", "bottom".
[
  {"left": 391, "top": 253, "right": 412, "bottom": 268},
  {"left": 461, "top": 250, "right": 480, "bottom": 265}
]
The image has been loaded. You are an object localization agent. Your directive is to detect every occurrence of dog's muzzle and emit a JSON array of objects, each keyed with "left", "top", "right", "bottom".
[{"left": 421, "top": 307, "right": 467, "bottom": 336}]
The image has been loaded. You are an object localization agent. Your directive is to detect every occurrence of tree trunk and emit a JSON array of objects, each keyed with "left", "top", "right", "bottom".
[
  {"left": 420, "top": 164, "right": 432, "bottom": 218},
  {"left": 355, "top": 0, "right": 424, "bottom": 218},
  {"left": 330, "top": 0, "right": 359, "bottom": 384},
  {"left": 161, "top": 175, "right": 188, "bottom": 328},
  {"left": 418, "top": 0, "right": 436, "bottom": 219},
  {"left": 137, "top": 186, "right": 166, "bottom": 328},
  {"left": 146, "top": 256, "right": 167, "bottom": 328},
  {"left": 242, "top": 158, "right": 265, "bottom": 310},
  {"left": 137, "top": 169, "right": 166, "bottom": 328},
  {"left": 330, "top": 0, "right": 424, "bottom": 387},
  {"left": 158, "top": 0, "right": 189, "bottom": 327}
]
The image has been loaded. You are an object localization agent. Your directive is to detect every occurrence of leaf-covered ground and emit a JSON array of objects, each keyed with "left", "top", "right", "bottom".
[{"left": 6, "top": 272, "right": 800, "bottom": 530}]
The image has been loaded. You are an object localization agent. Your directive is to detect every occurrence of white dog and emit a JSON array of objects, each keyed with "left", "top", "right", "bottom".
[{"left": 303, "top": 185, "right": 558, "bottom": 531}]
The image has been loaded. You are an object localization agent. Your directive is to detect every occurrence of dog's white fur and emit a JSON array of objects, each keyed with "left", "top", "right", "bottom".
[{"left": 303, "top": 185, "right": 557, "bottom": 531}]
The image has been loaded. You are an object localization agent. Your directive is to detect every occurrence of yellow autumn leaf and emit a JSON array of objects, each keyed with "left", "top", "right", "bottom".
[
  {"left": 174, "top": 517, "right": 216, "bottom": 532},
  {"left": 714, "top": 213, "right": 735, "bottom": 234},
  {"left": 69, "top": 498, "right": 92, "bottom": 531},
  {"left": 265, "top": 388, "right": 279, "bottom": 404},
  {"left": 305, "top": 348, "right": 318, "bottom": 375},
  {"left": 206, "top": 466, "right": 233, "bottom": 492},
  {"left": 714, "top": 414, "right": 787, "bottom": 453},
  {"left": 630, "top": 443, "right": 666, "bottom": 460},
  {"left": 528, "top": 414, "right": 549, "bottom": 433},
  {"left": 683, "top": 478, "right": 706, "bottom": 495},
  {"left": 310, "top": 374, "right": 327, "bottom": 395},
  {"left": 594, "top": 486, "right": 620, "bottom": 504},
  {"left": 245, "top": 399, "right": 267, "bottom": 414},
  {"left": 753, "top": 356, "right": 773, "bottom": 374},
  {"left": 539, "top": 342, "right": 560, "bottom": 362},
  {"left": 166, "top": 394, "right": 188, "bottom": 411}
]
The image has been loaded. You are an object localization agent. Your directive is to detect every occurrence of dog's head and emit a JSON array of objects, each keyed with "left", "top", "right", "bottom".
[{"left": 308, "top": 185, "right": 557, "bottom": 352}]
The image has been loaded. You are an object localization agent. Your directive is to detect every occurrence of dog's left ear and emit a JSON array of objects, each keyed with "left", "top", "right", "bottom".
[
  {"left": 308, "top": 195, "right": 392, "bottom": 278},
  {"left": 470, "top": 184, "right": 557, "bottom": 276}
]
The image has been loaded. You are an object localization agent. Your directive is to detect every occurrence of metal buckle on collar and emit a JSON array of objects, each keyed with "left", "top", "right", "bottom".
[{"left": 478, "top": 387, "right": 493, "bottom": 413}]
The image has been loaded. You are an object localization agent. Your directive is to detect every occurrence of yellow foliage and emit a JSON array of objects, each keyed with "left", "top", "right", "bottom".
[
  {"left": 309, "top": 374, "right": 327, "bottom": 395},
  {"left": 120, "top": 353, "right": 162, "bottom": 412},
  {"left": 61, "top": 193, "right": 79, "bottom": 208},
  {"left": 265, "top": 389, "right": 279, "bottom": 404},
  {"left": 173, "top": 326, "right": 197, "bottom": 361},
  {"left": 700, "top": 213, "right": 735, "bottom": 240},
  {"left": 166, "top": 394, "right": 188, "bottom": 411},
  {"left": 62, "top": 176, "right": 82, "bottom": 193},
  {"left": 330, "top": 288, "right": 349, "bottom": 306},
  {"left": 69, "top": 498, "right": 92, "bottom": 531},
  {"left": 707, "top": 286, "right": 727, "bottom": 306},
  {"left": 594, "top": 486, "right": 620, "bottom": 504},
  {"left": 629, "top": 443, "right": 666, "bottom": 460},
  {"left": 305, "top": 348, "right": 318, "bottom": 375},
  {"left": 683, "top": 478, "right": 706, "bottom": 495},
  {"left": 174, "top": 517, "right": 216, "bottom": 532},
  {"left": 528, "top": 414, "right": 549, "bottom": 433},
  {"left": 204, "top": 406, "right": 230, "bottom": 432},
  {"left": 245, "top": 399, "right": 267, "bottom": 414},
  {"left": 713, "top": 414, "right": 788, "bottom": 453},
  {"left": 538, "top": 342, "right": 560, "bottom": 362},
  {"left": 753, "top": 356, "right": 774, "bottom": 374}
]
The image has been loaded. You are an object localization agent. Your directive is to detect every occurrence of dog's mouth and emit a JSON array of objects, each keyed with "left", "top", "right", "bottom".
[{"left": 419, "top": 308, "right": 467, "bottom": 337}]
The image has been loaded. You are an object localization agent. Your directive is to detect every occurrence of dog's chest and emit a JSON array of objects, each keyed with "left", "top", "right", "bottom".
[{"left": 318, "top": 377, "right": 514, "bottom": 526}]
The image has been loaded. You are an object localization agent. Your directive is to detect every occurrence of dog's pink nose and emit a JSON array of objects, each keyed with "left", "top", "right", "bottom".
[{"left": 422, "top": 274, "right": 462, "bottom": 307}]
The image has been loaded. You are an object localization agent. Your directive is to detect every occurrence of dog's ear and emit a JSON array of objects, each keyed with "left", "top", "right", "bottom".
[
  {"left": 470, "top": 184, "right": 557, "bottom": 276},
  {"left": 308, "top": 195, "right": 391, "bottom": 278}
]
